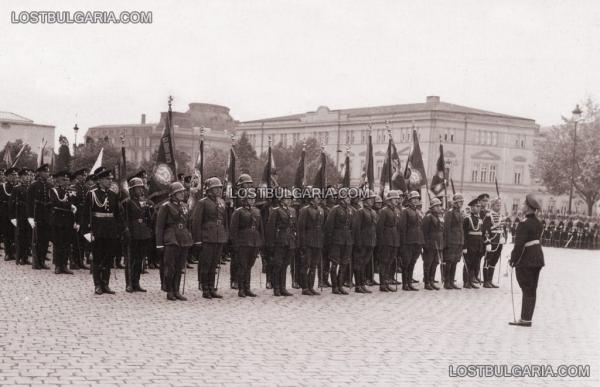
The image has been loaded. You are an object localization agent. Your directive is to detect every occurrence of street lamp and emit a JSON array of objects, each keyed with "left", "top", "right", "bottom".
[
  {"left": 567, "top": 104, "right": 582, "bottom": 214},
  {"left": 73, "top": 124, "right": 79, "bottom": 154}
]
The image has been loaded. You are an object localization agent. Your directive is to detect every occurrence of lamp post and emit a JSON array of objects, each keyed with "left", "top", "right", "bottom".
[
  {"left": 73, "top": 124, "right": 79, "bottom": 154},
  {"left": 567, "top": 104, "right": 582, "bottom": 214}
]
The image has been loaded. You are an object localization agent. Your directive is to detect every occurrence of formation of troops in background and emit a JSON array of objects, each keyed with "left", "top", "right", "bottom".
[{"left": 0, "top": 165, "right": 599, "bottom": 303}]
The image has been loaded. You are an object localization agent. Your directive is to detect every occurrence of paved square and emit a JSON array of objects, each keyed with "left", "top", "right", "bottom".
[{"left": 0, "top": 246, "right": 598, "bottom": 386}]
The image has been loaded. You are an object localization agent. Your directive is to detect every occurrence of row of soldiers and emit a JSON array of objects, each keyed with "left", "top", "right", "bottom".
[
  {"left": 538, "top": 215, "right": 599, "bottom": 249},
  {"left": 1, "top": 163, "right": 515, "bottom": 301}
]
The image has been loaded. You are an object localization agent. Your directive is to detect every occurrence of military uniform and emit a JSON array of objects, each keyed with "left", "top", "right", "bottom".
[
  {"left": 191, "top": 194, "right": 228, "bottom": 298},
  {"left": 376, "top": 202, "right": 401, "bottom": 291},
  {"left": 230, "top": 203, "right": 263, "bottom": 297},
  {"left": 509, "top": 195, "right": 545, "bottom": 326},
  {"left": 156, "top": 193, "right": 193, "bottom": 300},
  {"left": 463, "top": 210, "right": 484, "bottom": 288},
  {"left": 443, "top": 205, "right": 463, "bottom": 289},
  {"left": 8, "top": 174, "right": 31, "bottom": 265},
  {"left": 481, "top": 209, "right": 506, "bottom": 287},
  {"left": 123, "top": 194, "right": 154, "bottom": 292},
  {"left": 0, "top": 179, "right": 16, "bottom": 261},
  {"left": 399, "top": 205, "right": 424, "bottom": 290},
  {"left": 26, "top": 173, "right": 53, "bottom": 269},
  {"left": 72, "top": 177, "right": 90, "bottom": 269},
  {"left": 318, "top": 201, "right": 335, "bottom": 287},
  {"left": 49, "top": 180, "right": 76, "bottom": 274},
  {"left": 324, "top": 203, "right": 354, "bottom": 295},
  {"left": 266, "top": 203, "right": 296, "bottom": 296},
  {"left": 81, "top": 179, "right": 123, "bottom": 294},
  {"left": 297, "top": 202, "right": 324, "bottom": 294},
  {"left": 352, "top": 203, "right": 377, "bottom": 293},
  {"left": 422, "top": 210, "right": 443, "bottom": 290}
]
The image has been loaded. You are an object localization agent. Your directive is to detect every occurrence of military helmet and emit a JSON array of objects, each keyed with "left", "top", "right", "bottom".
[
  {"left": 429, "top": 197, "right": 442, "bottom": 209},
  {"left": 363, "top": 189, "right": 377, "bottom": 200},
  {"left": 237, "top": 173, "right": 253, "bottom": 185},
  {"left": 205, "top": 177, "right": 223, "bottom": 190},
  {"left": 408, "top": 191, "right": 420, "bottom": 200},
  {"left": 128, "top": 177, "right": 145, "bottom": 190},
  {"left": 452, "top": 193, "right": 464, "bottom": 202},
  {"left": 375, "top": 194, "right": 383, "bottom": 204},
  {"left": 385, "top": 190, "right": 401, "bottom": 200},
  {"left": 169, "top": 182, "right": 185, "bottom": 196}
]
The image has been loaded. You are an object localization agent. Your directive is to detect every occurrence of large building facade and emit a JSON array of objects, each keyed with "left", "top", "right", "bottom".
[
  {"left": 85, "top": 103, "right": 234, "bottom": 167},
  {"left": 236, "top": 96, "right": 568, "bottom": 214},
  {"left": 0, "top": 111, "right": 55, "bottom": 160}
]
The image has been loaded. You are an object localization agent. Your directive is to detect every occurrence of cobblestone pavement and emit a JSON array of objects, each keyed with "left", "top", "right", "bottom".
[{"left": 0, "top": 245, "right": 598, "bottom": 386}]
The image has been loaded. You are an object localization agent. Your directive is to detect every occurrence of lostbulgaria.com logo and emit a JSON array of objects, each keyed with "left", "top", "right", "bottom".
[{"left": 10, "top": 10, "right": 153, "bottom": 24}]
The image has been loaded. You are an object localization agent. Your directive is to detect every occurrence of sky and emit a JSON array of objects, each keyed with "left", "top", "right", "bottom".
[{"left": 1, "top": 0, "right": 599, "bottom": 148}]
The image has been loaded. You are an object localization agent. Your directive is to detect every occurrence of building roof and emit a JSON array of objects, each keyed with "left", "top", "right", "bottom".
[
  {"left": 241, "top": 96, "right": 534, "bottom": 124},
  {"left": 89, "top": 123, "right": 157, "bottom": 129},
  {"left": 0, "top": 111, "right": 34, "bottom": 123}
]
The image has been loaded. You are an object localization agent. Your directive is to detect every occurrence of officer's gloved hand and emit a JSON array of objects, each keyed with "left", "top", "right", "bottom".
[
  {"left": 462, "top": 249, "right": 467, "bottom": 255},
  {"left": 73, "top": 223, "right": 80, "bottom": 231},
  {"left": 509, "top": 259, "right": 515, "bottom": 268},
  {"left": 28, "top": 218, "right": 36, "bottom": 228},
  {"left": 485, "top": 244, "right": 492, "bottom": 252},
  {"left": 156, "top": 246, "right": 165, "bottom": 261},
  {"left": 83, "top": 233, "right": 93, "bottom": 242},
  {"left": 71, "top": 204, "right": 77, "bottom": 214},
  {"left": 10, "top": 219, "right": 17, "bottom": 227}
]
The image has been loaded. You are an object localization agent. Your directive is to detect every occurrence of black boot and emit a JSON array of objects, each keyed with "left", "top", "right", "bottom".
[{"left": 202, "top": 285, "right": 212, "bottom": 299}]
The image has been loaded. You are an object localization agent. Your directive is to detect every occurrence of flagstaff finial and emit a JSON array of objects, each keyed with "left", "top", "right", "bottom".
[
  {"left": 168, "top": 95, "right": 173, "bottom": 111},
  {"left": 231, "top": 133, "right": 235, "bottom": 144},
  {"left": 346, "top": 145, "right": 350, "bottom": 156},
  {"left": 120, "top": 133, "right": 125, "bottom": 145},
  {"left": 367, "top": 122, "right": 373, "bottom": 133},
  {"left": 302, "top": 139, "right": 306, "bottom": 151},
  {"left": 268, "top": 135, "right": 272, "bottom": 146},
  {"left": 200, "top": 126, "right": 205, "bottom": 139},
  {"left": 385, "top": 120, "right": 392, "bottom": 138}
]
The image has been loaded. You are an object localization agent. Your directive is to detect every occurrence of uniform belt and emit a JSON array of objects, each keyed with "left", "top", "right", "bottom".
[
  {"left": 524, "top": 240, "right": 540, "bottom": 247},
  {"left": 53, "top": 207, "right": 72, "bottom": 213},
  {"left": 468, "top": 231, "right": 482, "bottom": 235},
  {"left": 93, "top": 212, "right": 114, "bottom": 218}
]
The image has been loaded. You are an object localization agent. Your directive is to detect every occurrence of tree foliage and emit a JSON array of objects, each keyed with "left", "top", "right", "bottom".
[
  {"left": 0, "top": 139, "right": 38, "bottom": 169},
  {"left": 532, "top": 97, "right": 600, "bottom": 215}
]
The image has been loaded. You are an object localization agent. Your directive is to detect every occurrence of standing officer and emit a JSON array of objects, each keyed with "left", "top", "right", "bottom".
[
  {"left": 191, "top": 177, "right": 227, "bottom": 299},
  {"left": 81, "top": 167, "right": 123, "bottom": 295},
  {"left": 399, "top": 191, "right": 424, "bottom": 291},
  {"left": 318, "top": 188, "right": 336, "bottom": 288},
  {"left": 26, "top": 164, "right": 52, "bottom": 270},
  {"left": 509, "top": 194, "right": 545, "bottom": 327},
  {"left": 376, "top": 190, "right": 401, "bottom": 292},
  {"left": 443, "top": 194, "right": 464, "bottom": 289},
  {"left": 422, "top": 197, "right": 444, "bottom": 290},
  {"left": 123, "top": 177, "right": 153, "bottom": 293},
  {"left": 1, "top": 167, "right": 19, "bottom": 261},
  {"left": 71, "top": 168, "right": 90, "bottom": 270},
  {"left": 352, "top": 190, "right": 377, "bottom": 294},
  {"left": 266, "top": 188, "right": 296, "bottom": 297},
  {"left": 49, "top": 170, "right": 77, "bottom": 274},
  {"left": 297, "top": 188, "right": 325, "bottom": 296},
  {"left": 324, "top": 188, "right": 354, "bottom": 295},
  {"left": 230, "top": 189, "right": 263, "bottom": 298},
  {"left": 230, "top": 173, "right": 254, "bottom": 289},
  {"left": 463, "top": 198, "right": 484, "bottom": 289},
  {"left": 156, "top": 182, "right": 193, "bottom": 301},
  {"left": 482, "top": 197, "right": 506, "bottom": 288},
  {"left": 367, "top": 194, "right": 383, "bottom": 286},
  {"left": 9, "top": 168, "right": 32, "bottom": 265}
]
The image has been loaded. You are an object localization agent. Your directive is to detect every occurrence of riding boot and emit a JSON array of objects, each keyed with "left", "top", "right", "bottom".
[
  {"left": 280, "top": 269, "right": 293, "bottom": 296},
  {"left": 521, "top": 295, "right": 537, "bottom": 322},
  {"left": 337, "top": 270, "right": 348, "bottom": 295}
]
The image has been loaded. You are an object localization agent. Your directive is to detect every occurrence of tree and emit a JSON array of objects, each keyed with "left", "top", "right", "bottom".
[
  {"left": 0, "top": 139, "right": 38, "bottom": 169},
  {"left": 203, "top": 147, "right": 229, "bottom": 179},
  {"left": 235, "top": 132, "right": 259, "bottom": 174},
  {"left": 71, "top": 141, "right": 137, "bottom": 177},
  {"left": 55, "top": 135, "right": 72, "bottom": 172},
  {"left": 532, "top": 97, "right": 600, "bottom": 215}
]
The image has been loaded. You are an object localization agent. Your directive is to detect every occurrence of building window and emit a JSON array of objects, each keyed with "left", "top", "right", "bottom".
[
  {"left": 489, "top": 164, "right": 496, "bottom": 183},
  {"left": 471, "top": 162, "right": 479, "bottom": 182},
  {"left": 480, "top": 164, "right": 487, "bottom": 182},
  {"left": 513, "top": 165, "right": 523, "bottom": 185}
]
